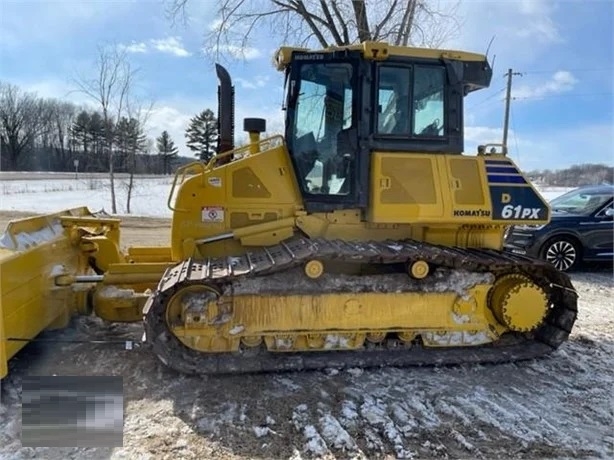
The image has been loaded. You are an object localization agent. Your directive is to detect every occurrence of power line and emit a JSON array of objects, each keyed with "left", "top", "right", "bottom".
[
  {"left": 520, "top": 67, "right": 614, "bottom": 75},
  {"left": 512, "top": 91, "right": 614, "bottom": 100},
  {"left": 466, "top": 87, "right": 505, "bottom": 110}
]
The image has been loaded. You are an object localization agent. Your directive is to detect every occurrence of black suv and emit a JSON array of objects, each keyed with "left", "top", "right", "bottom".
[{"left": 504, "top": 185, "right": 614, "bottom": 271}]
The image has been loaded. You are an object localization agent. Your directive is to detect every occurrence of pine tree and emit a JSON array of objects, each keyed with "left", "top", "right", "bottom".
[
  {"left": 114, "top": 117, "right": 144, "bottom": 172},
  {"left": 156, "top": 130, "right": 179, "bottom": 175},
  {"left": 185, "top": 109, "right": 218, "bottom": 161},
  {"left": 71, "top": 111, "right": 91, "bottom": 153}
]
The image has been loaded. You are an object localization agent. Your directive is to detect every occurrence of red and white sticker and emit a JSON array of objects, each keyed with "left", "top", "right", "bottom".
[{"left": 202, "top": 206, "right": 224, "bottom": 223}]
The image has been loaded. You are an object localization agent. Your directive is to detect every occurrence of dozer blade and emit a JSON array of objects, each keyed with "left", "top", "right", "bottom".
[{"left": 0, "top": 208, "right": 93, "bottom": 379}]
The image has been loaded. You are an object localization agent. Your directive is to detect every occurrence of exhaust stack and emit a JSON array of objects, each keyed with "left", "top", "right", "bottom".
[{"left": 215, "top": 64, "right": 235, "bottom": 160}]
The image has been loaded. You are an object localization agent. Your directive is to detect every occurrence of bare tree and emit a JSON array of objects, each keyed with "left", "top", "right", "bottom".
[
  {"left": 37, "top": 99, "right": 77, "bottom": 170},
  {"left": 123, "top": 98, "right": 154, "bottom": 213},
  {"left": 0, "top": 82, "right": 47, "bottom": 170},
  {"left": 73, "top": 44, "right": 136, "bottom": 214},
  {"left": 167, "top": 0, "right": 461, "bottom": 60}
]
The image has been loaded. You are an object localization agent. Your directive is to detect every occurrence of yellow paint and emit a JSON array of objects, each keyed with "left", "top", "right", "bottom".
[
  {"left": 489, "top": 274, "right": 549, "bottom": 332},
  {"left": 169, "top": 284, "right": 495, "bottom": 353},
  {"left": 304, "top": 260, "right": 324, "bottom": 279},
  {"left": 0, "top": 209, "right": 90, "bottom": 378},
  {"left": 169, "top": 136, "right": 303, "bottom": 260},
  {"left": 409, "top": 261, "right": 429, "bottom": 279},
  {"left": 274, "top": 41, "right": 487, "bottom": 70}
]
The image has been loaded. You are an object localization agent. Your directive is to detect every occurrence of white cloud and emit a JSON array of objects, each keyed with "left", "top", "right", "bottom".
[
  {"left": 16, "top": 78, "right": 96, "bottom": 108},
  {"left": 465, "top": 126, "right": 506, "bottom": 147},
  {"left": 121, "top": 37, "right": 191, "bottom": 57},
  {"left": 216, "top": 45, "right": 262, "bottom": 60},
  {"left": 235, "top": 75, "right": 270, "bottom": 90},
  {"left": 514, "top": 0, "right": 562, "bottom": 43},
  {"left": 122, "top": 41, "right": 148, "bottom": 54},
  {"left": 144, "top": 95, "right": 285, "bottom": 158},
  {"left": 208, "top": 18, "right": 224, "bottom": 32},
  {"left": 513, "top": 71, "right": 578, "bottom": 100},
  {"left": 150, "top": 37, "right": 191, "bottom": 57},
  {"left": 147, "top": 105, "right": 194, "bottom": 157},
  {"left": 452, "top": 0, "right": 563, "bottom": 66}
]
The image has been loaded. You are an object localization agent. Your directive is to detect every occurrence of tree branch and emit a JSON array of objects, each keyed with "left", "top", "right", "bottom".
[
  {"left": 330, "top": 0, "right": 350, "bottom": 44},
  {"left": 351, "top": 0, "right": 371, "bottom": 42},
  {"left": 319, "top": 0, "right": 344, "bottom": 45}
]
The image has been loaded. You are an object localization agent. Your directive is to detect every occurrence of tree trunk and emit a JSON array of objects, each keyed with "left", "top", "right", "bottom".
[
  {"left": 126, "top": 170, "right": 133, "bottom": 214},
  {"left": 109, "top": 147, "right": 117, "bottom": 214}
]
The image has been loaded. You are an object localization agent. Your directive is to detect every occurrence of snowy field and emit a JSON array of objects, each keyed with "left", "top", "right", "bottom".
[
  {"left": 0, "top": 174, "right": 175, "bottom": 218},
  {"left": 0, "top": 173, "right": 571, "bottom": 218}
]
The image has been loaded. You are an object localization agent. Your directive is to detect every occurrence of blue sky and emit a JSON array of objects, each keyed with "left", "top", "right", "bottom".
[{"left": 1, "top": 0, "right": 612, "bottom": 171}]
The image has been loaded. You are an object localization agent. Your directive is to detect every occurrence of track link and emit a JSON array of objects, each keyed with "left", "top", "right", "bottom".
[{"left": 143, "top": 237, "right": 578, "bottom": 375}]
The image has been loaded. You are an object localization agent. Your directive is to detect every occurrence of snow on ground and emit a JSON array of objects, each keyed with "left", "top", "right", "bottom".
[
  {"left": 0, "top": 269, "right": 612, "bottom": 459},
  {"left": 0, "top": 175, "right": 174, "bottom": 218},
  {"left": 0, "top": 172, "right": 573, "bottom": 219},
  {"left": 0, "top": 173, "right": 605, "bottom": 459}
]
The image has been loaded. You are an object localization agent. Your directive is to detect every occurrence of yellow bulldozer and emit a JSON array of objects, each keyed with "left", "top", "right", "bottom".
[{"left": 0, "top": 42, "right": 577, "bottom": 378}]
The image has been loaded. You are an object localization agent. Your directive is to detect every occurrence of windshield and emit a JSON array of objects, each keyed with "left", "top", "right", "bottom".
[
  {"left": 288, "top": 61, "right": 354, "bottom": 196},
  {"left": 550, "top": 188, "right": 613, "bottom": 215}
]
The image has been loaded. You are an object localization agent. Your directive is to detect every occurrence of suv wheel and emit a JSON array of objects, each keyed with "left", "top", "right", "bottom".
[{"left": 542, "top": 237, "right": 581, "bottom": 272}]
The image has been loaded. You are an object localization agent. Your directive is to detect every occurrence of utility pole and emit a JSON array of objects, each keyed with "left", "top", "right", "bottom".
[{"left": 503, "top": 68, "right": 522, "bottom": 154}]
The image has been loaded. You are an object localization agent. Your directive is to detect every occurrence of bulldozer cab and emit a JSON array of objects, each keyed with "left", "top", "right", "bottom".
[{"left": 281, "top": 43, "right": 492, "bottom": 213}]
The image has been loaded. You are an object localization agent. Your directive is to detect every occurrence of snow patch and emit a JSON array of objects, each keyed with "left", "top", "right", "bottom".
[
  {"left": 230, "top": 267, "right": 494, "bottom": 297},
  {"left": 303, "top": 425, "right": 328, "bottom": 456},
  {"left": 324, "top": 334, "right": 350, "bottom": 349},
  {"left": 292, "top": 404, "right": 329, "bottom": 456},
  {"left": 49, "top": 264, "right": 66, "bottom": 277},
  {"left": 423, "top": 330, "right": 493, "bottom": 346},
  {"left": 450, "top": 429, "right": 475, "bottom": 452},
  {"left": 97, "top": 285, "right": 135, "bottom": 299},
  {"left": 346, "top": 367, "right": 364, "bottom": 378},
  {"left": 275, "top": 337, "right": 293, "bottom": 350},
  {"left": 360, "top": 396, "right": 415, "bottom": 458},
  {"left": 452, "top": 312, "right": 471, "bottom": 324},
  {"left": 0, "top": 220, "right": 63, "bottom": 251},
  {"left": 253, "top": 425, "right": 273, "bottom": 438},
  {"left": 319, "top": 413, "right": 356, "bottom": 451},
  {"left": 228, "top": 325, "right": 245, "bottom": 335}
]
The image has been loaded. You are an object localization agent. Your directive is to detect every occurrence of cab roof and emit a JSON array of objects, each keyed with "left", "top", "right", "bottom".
[{"left": 274, "top": 41, "right": 488, "bottom": 71}]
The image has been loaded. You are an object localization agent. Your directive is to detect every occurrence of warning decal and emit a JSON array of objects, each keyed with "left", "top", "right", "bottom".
[
  {"left": 208, "top": 177, "right": 222, "bottom": 187},
  {"left": 202, "top": 206, "right": 224, "bottom": 223}
]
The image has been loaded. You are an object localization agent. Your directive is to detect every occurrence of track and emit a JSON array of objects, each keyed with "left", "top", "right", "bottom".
[{"left": 143, "top": 237, "right": 578, "bottom": 375}]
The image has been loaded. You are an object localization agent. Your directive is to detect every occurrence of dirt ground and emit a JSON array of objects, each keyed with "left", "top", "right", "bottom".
[{"left": 1, "top": 212, "right": 613, "bottom": 459}]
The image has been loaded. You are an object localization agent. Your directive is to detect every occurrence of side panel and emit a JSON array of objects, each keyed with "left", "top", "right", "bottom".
[
  {"left": 369, "top": 154, "right": 445, "bottom": 221},
  {"left": 171, "top": 142, "right": 304, "bottom": 259},
  {"left": 368, "top": 152, "right": 549, "bottom": 225},
  {"left": 484, "top": 158, "right": 551, "bottom": 223}
]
